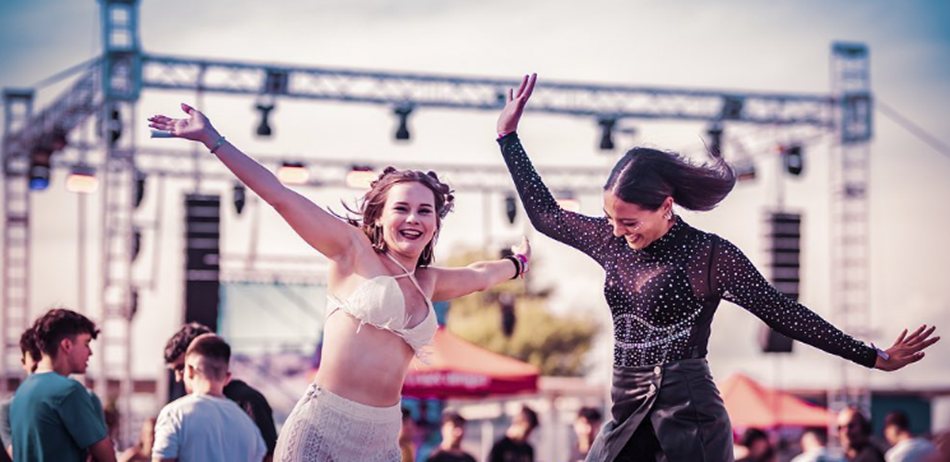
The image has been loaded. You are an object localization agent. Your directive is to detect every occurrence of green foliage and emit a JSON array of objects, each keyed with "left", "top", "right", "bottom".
[{"left": 442, "top": 248, "right": 599, "bottom": 377}]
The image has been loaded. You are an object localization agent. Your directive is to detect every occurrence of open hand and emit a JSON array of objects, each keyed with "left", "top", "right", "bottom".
[
  {"left": 875, "top": 325, "right": 940, "bottom": 371},
  {"left": 497, "top": 73, "right": 537, "bottom": 137},
  {"left": 148, "top": 103, "right": 220, "bottom": 146}
]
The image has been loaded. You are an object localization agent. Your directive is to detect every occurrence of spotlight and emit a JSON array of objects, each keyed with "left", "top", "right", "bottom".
[
  {"left": 255, "top": 104, "right": 274, "bottom": 137},
  {"left": 345, "top": 165, "right": 377, "bottom": 189},
  {"left": 132, "top": 227, "right": 142, "bottom": 262},
  {"left": 735, "top": 159, "right": 757, "bottom": 182},
  {"left": 65, "top": 164, "right": 98, "bottom": 194},
  {"left": 706, "top": 124, "right": 723, "bottom": 159},
  {"left": 782, "top": 145, "right": 804, "bottom": 176},
  {"left": 233, "top": 182, "right": 246, "bottom": 215},
  {"left": 556, "top": 190, "right": 581, "bottom": 212},
  {"left": 394, "top": 106, "right": 412, "bottom": 141},
  {"left": 134, "top": 170, "right": 146, "bottom": 208},
  {"left": 28, "top": 148, "right": 52, "bottom": 191},
  {"left": 277, "top": 161, "right": 309, "bottom": 185},
  {"left": 504, "top": 193, "right": 517, "bottom": 225},
  {"left": 720, "top": 96, "right": 744, "bottom": 120},
  {"left": 106, "top": 107, "right": 122, "bottom": 147},
  {"left": 598, "top": 118, "right": 616, "bottom": 150}
]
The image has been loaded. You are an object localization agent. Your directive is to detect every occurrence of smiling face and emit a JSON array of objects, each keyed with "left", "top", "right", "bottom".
[
  {"left": 603, "top": 191, "right": 673, "bottom": 250},
  {"left": 377, "top": 182, "right": 439, "bottom": 261}
]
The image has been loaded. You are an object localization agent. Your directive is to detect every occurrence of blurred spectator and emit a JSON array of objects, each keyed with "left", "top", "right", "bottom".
[
  {"left": 488, "top": 405, "right": 539, "bottom": 462},
  {"left": 152, "top": 334, "right": 266, "bottom": 462},
  {"left": 931, "top": 430, "right": 950, "bottom": 462},
  {"left": 883, "top": 411, "right": 938, "bottom": 462},
  {"left": 792, "top": 426, "right": 843, "bottom": 462},
  {"left": 426, "top": 410, "right": 475, "bottom": 462},
  {"left": 10, "top": 309, "right": 116, "bottom": 462},
  {"left": 164, "top": 322, "right": 277, "bottom": 461},
  {"left": 118, "top": 417, "right": 156, "bottom": 462},
  {"left": 570, "top": 406, "right": 603, "bottom": 462},
  {"left": 736, "top": 428, "right": 775, "bottom": 462},
  {"left": 1, "top": 327, "right": 41, "bottom": 460},
  {"left": 399, "top": 407, "right": 416, "bottom": 462},
  {"left": 838, "top": 407, "right": 884, "bottom": 462}
]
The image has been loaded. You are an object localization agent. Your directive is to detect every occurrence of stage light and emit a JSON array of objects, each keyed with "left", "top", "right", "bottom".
[
  {"left": 394, "top": 106, "right": 412, "bottom": 141},
  {"left": 65, "top": 164, "right": 99, "bottom": 194},
  {"left": 735, "top": 159, "right": 756, "bottom": 182},
  {"left": 783, "top": 145, "right": 804, "bottom": 176},
  {"left": 106, "top": 107, "right": 122, "bottom": 147},
  {"left": 720, "top": 96, "right": 744, "bottom": 120},
  {"left": 277, "top": 161, "right": 309, "bottom": 185},
  {"left": 132, "top": 227, "right": 142, "bottom": 262},
  {"left": 255, "top": 104, "right": 274, "bottom": 137},
  {"left": 504, "top": 193, "right": 517, "bottom": 224},
  {"left": 598, "top": 118, "right": 616, "bottom": 150},
  {"left": 556, "top": 190, "right": 581, "bottom": 212},
  {"left": 345, "top": 166, "right": 377, "bottom": 189},
  {"left": 28, "top": 148, "right": 52, "bottom": 191},
  {"left": 134, "top": 170, "right": 146, "bottom": 209},
  {"left": 233, "top": 182, "right": 246, "bottom": 215}
]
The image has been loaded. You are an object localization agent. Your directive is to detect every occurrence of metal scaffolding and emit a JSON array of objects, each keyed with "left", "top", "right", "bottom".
[{"left": 0, "top": 0, "right": 874, "bottom": 446}]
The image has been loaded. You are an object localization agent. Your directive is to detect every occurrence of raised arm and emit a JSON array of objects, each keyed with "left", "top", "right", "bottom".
[
  {"left": 712, "top": 237, "right": 939, "bottom": 370},
  {"left": 149, "top": 104, "right": 362, "bottom": 263},
  {"left": 429, "top": 238, "right": 531, "bottom": 301},
  {"left": 497, "top": 75, "right": 612, "bottom": 259}
]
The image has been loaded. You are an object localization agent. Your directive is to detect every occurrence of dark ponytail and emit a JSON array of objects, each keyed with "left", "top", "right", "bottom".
[{"left": 604, "top": 147, "right": 736, "bottom": 211}]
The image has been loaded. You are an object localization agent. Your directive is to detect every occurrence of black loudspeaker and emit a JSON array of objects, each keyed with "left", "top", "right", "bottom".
[
  {"left": 760, "top": 212, "right": 802, "bottom": 353},
  {"left": 184, "top": 194, "right": 221, "bottom": 330}
]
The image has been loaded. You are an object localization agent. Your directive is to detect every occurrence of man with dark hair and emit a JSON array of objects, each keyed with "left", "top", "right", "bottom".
[
  {"left": 153, "top": 334, "right": 266, "bottom": 462},
  {"left": 736, "top": 428, "right": 775, "bottom": 462},
  {"left": 792, "top": 426, "right": 841, "bottom": 462},
  {"left": 426, "top": 410, "right": 476, "bottom": 462},
  {"left": 883, "top": 411, "right": 937, "bottom": 462},
  {"left": 9, "top": 309, "right": 116, "bottom": 462},
  {"left": 489, "top": 405, "right": 538, "bottom": 462},
  {"left": 163, "top": 323, "right": 277, "bottom": 460},
  {"left": 1, "top": 328, "right": 42, "bottom": 460},
  {"left": 570, "top": 406, "right": 603, "bottom": 462},
  {"left": 838, "top": 407, "right": 885, "bottom": 462}
]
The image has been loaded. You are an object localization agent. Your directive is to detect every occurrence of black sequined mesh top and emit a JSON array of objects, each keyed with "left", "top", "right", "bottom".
[{"left": 498, "top": 133, "right": 877, "bottom": 369}]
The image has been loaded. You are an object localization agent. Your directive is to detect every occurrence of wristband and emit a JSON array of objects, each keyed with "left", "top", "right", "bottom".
[
  {"left": 209, "top": 135, "right": 227, "bottom": 154},
  {"left": 870, "top": 343, "right": 890, "bottom": 361},
  {"left": 514, "top": 253, "right": 529, "bottom": 277},
  {"left": 497, "top": 130, "right": 515, "bottom": 140},
  {"left": 504, "top": 256, "right": 522, "bottom": 280}
]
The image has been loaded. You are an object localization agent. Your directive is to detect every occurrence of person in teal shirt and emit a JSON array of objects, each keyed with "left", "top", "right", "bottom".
[{"left": 10, "top": 309, "right": 115, "bottom": 462}]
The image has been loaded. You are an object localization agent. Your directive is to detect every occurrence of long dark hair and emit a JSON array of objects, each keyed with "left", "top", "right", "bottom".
[
  {"left": 342, "top": 167, "right": 455, "bottom": 266},
  {"left": 604, "top": 147, "right": 736, "bottom": 211}
]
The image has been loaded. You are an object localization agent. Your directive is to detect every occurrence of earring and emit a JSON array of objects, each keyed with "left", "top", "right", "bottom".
[
  {"left": 372, "top": 224, "right": 386, "bottom": 251},
  {"left": 664, "top": 210, "right": 673, "bottom": 221}
]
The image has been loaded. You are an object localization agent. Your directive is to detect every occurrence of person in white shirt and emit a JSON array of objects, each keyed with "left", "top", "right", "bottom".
[
  {"left": 884, "top": 411, "right": 938, "bottom": 462},
  {"left": 152, "top": 334, "right": 266, "bottom": 462},
  {"left": 791, "top": 427, "right": 843, "bottom": 462}
]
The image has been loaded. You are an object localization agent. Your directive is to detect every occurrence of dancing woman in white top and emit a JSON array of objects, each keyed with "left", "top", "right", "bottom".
[{"left": 149, "top": 104, "right": 531, "bottom": 462}]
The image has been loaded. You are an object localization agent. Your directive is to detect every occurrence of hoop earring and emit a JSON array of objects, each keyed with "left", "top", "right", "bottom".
[{"left": 420, "top": 231, "right": 438, "bottom": 265}]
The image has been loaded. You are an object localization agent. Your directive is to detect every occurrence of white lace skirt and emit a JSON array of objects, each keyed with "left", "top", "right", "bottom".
[{"left": 275, "top": 383, "right": 402, "bottom": 462}]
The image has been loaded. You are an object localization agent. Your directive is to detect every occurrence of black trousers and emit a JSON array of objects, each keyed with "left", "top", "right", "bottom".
[{"left": 586, "top": 358, "right": 734, "bottom": 462}]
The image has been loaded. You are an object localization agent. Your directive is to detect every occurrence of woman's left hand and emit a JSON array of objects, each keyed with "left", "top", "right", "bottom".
[
  {"left": 511, "top": 236, "right": 531, "bottom": 263},
  {"left": 874, "top": 324, "right": 940, "bottom": 371}
]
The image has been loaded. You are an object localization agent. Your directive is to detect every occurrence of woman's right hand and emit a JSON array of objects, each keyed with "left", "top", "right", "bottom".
[
  {"left": 497, "top": 73, "right": 537, "bottom": 137},
  {"left": 148, "top": 103, "right": 220, "bottom": 147}
]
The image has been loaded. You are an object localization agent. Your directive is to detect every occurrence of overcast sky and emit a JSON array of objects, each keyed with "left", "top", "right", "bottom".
[{"left": 2, "top": 0, "right": 949, "bottom": 408}]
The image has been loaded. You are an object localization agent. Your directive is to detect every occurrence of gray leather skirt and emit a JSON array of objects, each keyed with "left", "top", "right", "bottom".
[{"left": 585, "top": 358, "right": 734, "bottom": 462}]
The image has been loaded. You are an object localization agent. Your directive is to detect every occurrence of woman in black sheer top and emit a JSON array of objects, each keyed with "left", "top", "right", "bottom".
[{"left": 496, "top": 74, "right": 939, "bottom": 462}]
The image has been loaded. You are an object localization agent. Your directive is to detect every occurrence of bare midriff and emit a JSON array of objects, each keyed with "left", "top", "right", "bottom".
[{"left": 312, "top": 311, "right": 415, "bottom": 408}]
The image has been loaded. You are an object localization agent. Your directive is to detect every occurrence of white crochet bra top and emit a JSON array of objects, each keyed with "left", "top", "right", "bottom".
[{"left": 326, "top": 253, "right": 437, "bottom": 358}]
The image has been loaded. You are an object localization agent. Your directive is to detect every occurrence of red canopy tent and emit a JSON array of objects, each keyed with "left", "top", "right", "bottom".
[
  {"left": 402, "top": 326, "right": 540, "bottom": 399},
  {"left": 719, "top": 373, "right": 832, "bottom": 428}
]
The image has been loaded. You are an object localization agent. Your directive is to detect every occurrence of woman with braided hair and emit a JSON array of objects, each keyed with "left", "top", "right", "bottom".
[
  {"left": 495, "top": 75, "right": 939, "bottom": 462},
  {"left": 149, "top": 105, "right": 531, "bottom": 462}
]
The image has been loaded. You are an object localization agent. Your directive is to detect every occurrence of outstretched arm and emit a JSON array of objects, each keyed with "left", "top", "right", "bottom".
[
  {"left": 497, "top": 75, "right": 612, "bottom": 260},
  {"left": 429, "top": 237, "right": 531, "bottom": 301},
  {"left": 713, "top": 237, "right": 939, "bottom": 370},
  {"left": 149, "top": 104, "right": 362, "bottom": 263}
]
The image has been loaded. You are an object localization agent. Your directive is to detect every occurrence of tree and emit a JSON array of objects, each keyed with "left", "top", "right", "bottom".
[{"left": 442, "top": 249, "right": 599, "bottom": 377}]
